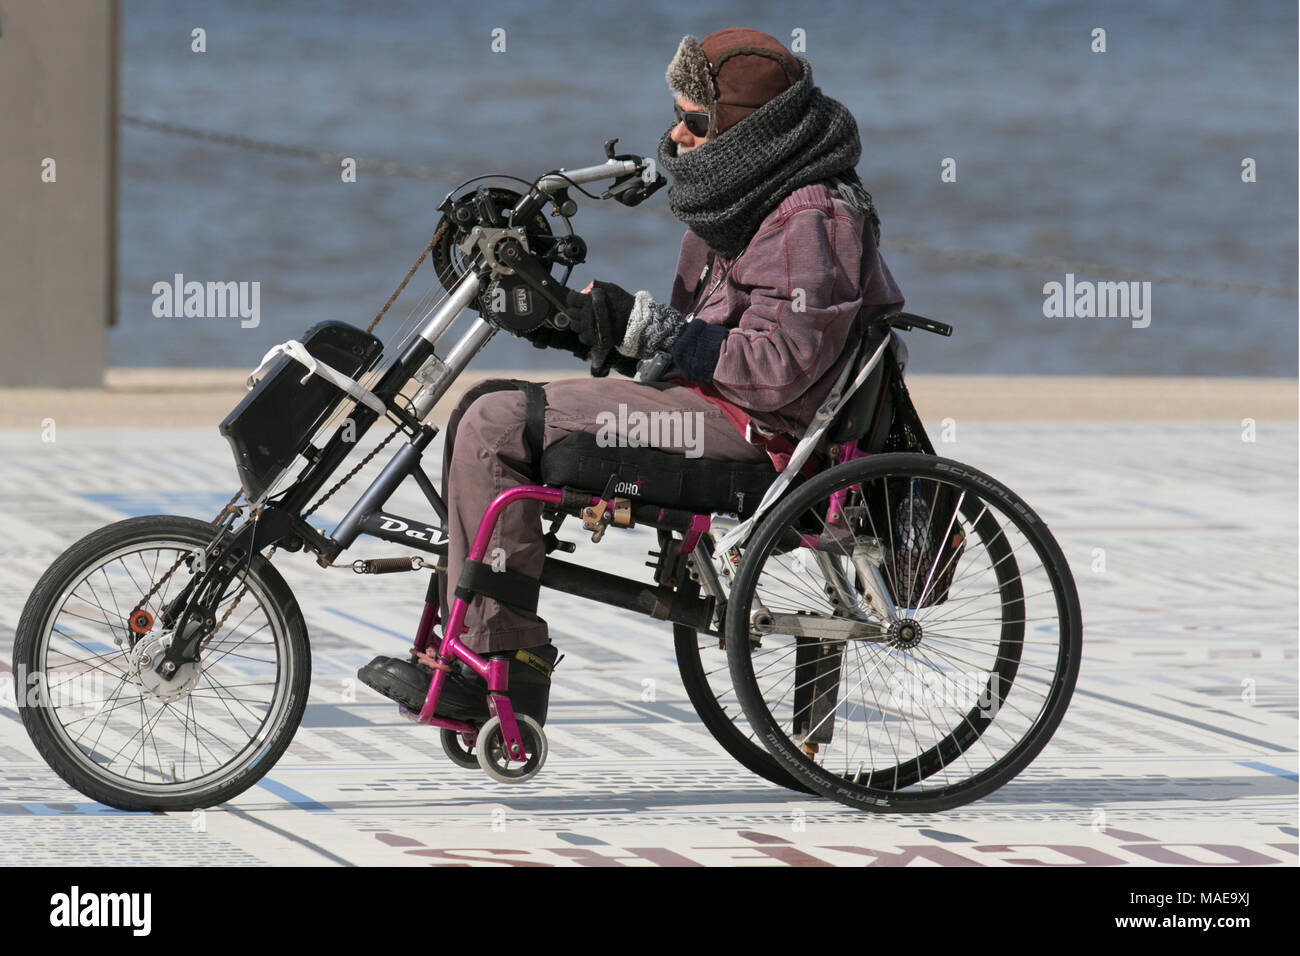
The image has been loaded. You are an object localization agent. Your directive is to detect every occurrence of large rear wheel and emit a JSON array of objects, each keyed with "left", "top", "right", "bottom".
[{"left": 726, "top": 454, "right": 1081, "bottom": 812}]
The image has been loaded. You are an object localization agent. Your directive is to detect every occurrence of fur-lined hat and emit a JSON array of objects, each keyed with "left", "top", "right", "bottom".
[{"left": 666, "top": 28, "right": 801, "bottom": 137}]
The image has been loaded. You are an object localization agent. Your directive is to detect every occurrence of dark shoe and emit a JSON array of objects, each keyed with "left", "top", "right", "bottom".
[
  {"left": 358, "top": 644, "right": 560, "bottom": 725},
  {"left": 357, "top": 656, "right": 487, "bottom": 718}
]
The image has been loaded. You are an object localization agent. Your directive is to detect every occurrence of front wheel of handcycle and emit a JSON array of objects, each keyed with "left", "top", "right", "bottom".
[
  {"left": 12, "top": 515, "right": 311, "bottom": 811},
  {"left": 725, "top": 453, "right": 1081, "bottom": 812}
]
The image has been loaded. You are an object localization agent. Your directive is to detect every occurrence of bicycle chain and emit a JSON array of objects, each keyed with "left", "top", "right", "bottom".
[
  {"left": 201, "top": 544, "right": 276, "bottom": 653},
  {"left": 299, "top": 221, "right": 450, "bottom": 520},
  {"left": 126, "top": 490, "right": 245, "bottom": 634},
  {"left": 132, "top": 227, "right": 449, "bottom": 648}
]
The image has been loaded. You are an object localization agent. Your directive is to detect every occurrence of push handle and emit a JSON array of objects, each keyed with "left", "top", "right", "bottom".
[{"left": 877, "top": 312, "right": 954, "bottom": 337}]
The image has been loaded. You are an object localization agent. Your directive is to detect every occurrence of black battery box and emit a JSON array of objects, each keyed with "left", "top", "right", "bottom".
[{"left": 219, "top": 321, "right": 384, "bottom": 502}]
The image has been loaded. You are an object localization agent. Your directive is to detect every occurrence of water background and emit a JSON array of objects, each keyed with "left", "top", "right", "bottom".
[{"left": 115, "top": 0, "right": 1298, "bottom": 375}]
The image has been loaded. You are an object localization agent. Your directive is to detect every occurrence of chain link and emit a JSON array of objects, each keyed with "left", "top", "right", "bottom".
[
  {"left": 123, "top": 113, "right": 1296, "bottom": 299},
  {"left": 366, "top": 223, "right": 445, "bottom": 333},
  {"left": 202, "top": 544, "right": 276, "bottom": 653},
  {"left": 121, "top": 114, "right": 458, "bottom": 182},
  {"left": 128, "top": 490, "right": 246, "bottom": 624}
]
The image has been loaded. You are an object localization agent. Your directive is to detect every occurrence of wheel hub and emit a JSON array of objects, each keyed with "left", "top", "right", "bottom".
[
  {"left": 131, "top": 635, "right": 201, "bottom": 703},
  {"left": 887, "top": 617, "right": 924, "bottom": 649}
]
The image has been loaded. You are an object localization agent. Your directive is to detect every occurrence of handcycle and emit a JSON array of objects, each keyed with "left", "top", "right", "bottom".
[{"left": 12, "top": 141, "right": 1081, "bottom": 812}]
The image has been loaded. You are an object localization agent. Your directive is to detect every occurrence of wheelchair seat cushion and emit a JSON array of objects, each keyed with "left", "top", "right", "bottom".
[{"left": 539, "top": 431, "right": 778, "bottom": 518}]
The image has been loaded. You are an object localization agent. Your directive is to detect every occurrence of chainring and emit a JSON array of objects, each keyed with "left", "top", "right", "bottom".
[{"left": 431, "top": 186, "right": 555, "bottom": 294}]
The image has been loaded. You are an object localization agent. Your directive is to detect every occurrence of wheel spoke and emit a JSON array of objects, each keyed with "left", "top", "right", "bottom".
[
  {"left": 725, "top": 455, "right": 1079, "bottom": 810},
  {"left": 19, "top": 523, "right": 302, "bottom": 808}
]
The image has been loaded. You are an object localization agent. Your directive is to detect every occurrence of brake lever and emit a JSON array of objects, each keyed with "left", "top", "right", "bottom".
[
  {"left": 609, "top": 170, "right": 667, "bottom": 207},
  {"left": 601, "top": 137, "right": 665, "bottom": 207}
]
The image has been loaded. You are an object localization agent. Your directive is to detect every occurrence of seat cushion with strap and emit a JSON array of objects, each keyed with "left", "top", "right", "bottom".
[
  {"left": 537, "top": 325, "right": 910, "bottom": 519},
  {"left": 539, "top": 432, "right": 778, "bottom": 518}
]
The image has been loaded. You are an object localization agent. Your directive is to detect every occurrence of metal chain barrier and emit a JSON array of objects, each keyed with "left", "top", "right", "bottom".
[
  {"left": 120, "top": 114, "right": 457, "bottom": 182},
  {"left": 122, "top": 113, "right": 1296, "bottom": 299}
]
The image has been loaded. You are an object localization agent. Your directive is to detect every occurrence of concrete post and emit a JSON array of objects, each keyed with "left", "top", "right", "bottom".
[{"left": 0, "top": 0, "right": 116, "bottom": 386}]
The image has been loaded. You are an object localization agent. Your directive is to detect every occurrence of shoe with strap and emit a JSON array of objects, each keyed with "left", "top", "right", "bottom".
[{"left": 358, "top": 643, "right": 560, "bottom": 725}]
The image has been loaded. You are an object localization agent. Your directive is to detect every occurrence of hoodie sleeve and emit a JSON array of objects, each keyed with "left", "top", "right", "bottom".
[{"left": 702, "top": 187, "right": 866, "bottom": 413}]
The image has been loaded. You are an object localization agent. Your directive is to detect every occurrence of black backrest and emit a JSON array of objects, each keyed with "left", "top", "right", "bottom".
[{"left": 826, "top": 324, "right": 899, "bottom": 448}]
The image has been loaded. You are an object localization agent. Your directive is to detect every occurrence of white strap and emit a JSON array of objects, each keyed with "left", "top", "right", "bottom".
[
  {"left": 245, "top": 340, "right": 388, "bottom": 417},
  {"left": 713, "top": 333, "right": 892, "bottom": 554}
]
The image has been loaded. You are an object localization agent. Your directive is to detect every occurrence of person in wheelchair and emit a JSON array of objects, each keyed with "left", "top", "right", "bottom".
[{"left": 363, "top": 27, "right": 905, "bottom": 723}]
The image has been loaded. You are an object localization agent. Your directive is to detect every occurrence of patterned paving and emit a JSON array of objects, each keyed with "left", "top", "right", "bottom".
[{"left": 0, "top": 421, "right": 1294, "bottom": 866}]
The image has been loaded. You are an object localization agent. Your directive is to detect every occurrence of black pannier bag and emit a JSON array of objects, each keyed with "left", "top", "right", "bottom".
[
  {"left": 220, "top": 321, "right": 384, "bottom": 502},
  {"left": 860, "top": 346, "right": 966, "bottom": 609}
]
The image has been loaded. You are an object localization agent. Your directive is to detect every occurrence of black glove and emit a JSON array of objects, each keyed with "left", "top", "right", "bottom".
[
  {"left": 563, "top": 280, "right": 637, "bottom": 374},
  {"left": 520, "top": 320, "right": 590, "bottom": 363},
  {"left": 599, "top": 352, "right": 641, "bottom": 379}
]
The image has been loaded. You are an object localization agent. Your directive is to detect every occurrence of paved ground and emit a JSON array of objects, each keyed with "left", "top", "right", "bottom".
[{"left": 0, "top": 417, "right": 1294, "bottom": 866}]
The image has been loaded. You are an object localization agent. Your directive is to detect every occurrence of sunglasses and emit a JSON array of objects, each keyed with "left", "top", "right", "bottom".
[{"left": 673, "top": 104, "right": 710, "bottom": 138}]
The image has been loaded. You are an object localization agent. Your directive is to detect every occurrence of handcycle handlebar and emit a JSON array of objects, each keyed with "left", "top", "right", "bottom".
[
  {"left": 443, "top": 140, "right": 665, "bottom": 337},
  {"left": 536, "top": 159, "right": 641, "bottom": 193},
  {"left": 535, "top": 139, "right": 666, "bottom": 208}
]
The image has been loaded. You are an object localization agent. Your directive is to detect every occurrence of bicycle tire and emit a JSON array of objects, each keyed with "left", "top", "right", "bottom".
[
  {"left": 13, "top": 514, "right": 311, "bottom": 811},
  {"left": 726, "top": 454, "right": 1081, "bottom": 812},
  {"left": 673, "top": 619, "right": 814, "bottom": 794}
]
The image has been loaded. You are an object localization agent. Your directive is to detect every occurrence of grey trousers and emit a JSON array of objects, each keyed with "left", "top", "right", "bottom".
[{"left": 442, "top": 377, "right": 769, "bottom": 653}]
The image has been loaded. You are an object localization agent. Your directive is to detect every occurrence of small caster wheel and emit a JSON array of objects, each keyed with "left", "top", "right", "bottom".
[
  {"left": 440, "top": 728, "right": 480, "bottom": 770},
  {"left": 476, "top": 714, "right": 546, "bottom": 783}
]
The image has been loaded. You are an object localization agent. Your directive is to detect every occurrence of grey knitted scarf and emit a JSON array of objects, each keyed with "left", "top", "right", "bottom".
[{"left": 656, "top": 59, "right": 877, "bottom": 259}]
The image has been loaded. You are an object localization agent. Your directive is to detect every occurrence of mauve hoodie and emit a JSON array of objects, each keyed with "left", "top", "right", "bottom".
[{"left": 663, "top": 181, "right": 905, "bottom": 440}]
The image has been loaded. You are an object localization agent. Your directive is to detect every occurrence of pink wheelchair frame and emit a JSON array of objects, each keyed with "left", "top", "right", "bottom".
[{"left": 402, "top": 434, "right": 872, "bottom": 764}]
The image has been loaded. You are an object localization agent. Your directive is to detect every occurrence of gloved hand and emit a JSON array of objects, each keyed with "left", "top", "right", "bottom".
[
  {"left": 519, "top": 320, "right": 590, "bottom": 363},
  {"left": 600, "top": 352, "right": 641, "bottom": 379},
  {"left": 564, "top": 280, "right": 637, "bottom": 374}
]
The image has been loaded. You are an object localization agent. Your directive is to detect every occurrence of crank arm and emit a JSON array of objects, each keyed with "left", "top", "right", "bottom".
[{"left": 494, "top": 238, "right": 573, "bottom": 322}]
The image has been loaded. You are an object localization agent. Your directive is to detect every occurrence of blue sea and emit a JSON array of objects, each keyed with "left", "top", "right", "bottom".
[{"left": 115, "top": 0, "right": 1297, "bottom": 375}]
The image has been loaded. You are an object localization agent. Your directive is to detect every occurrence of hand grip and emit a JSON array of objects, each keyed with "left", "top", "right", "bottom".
[{"left": 877, "top": 312, "right": 954, "bottom": 337}]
